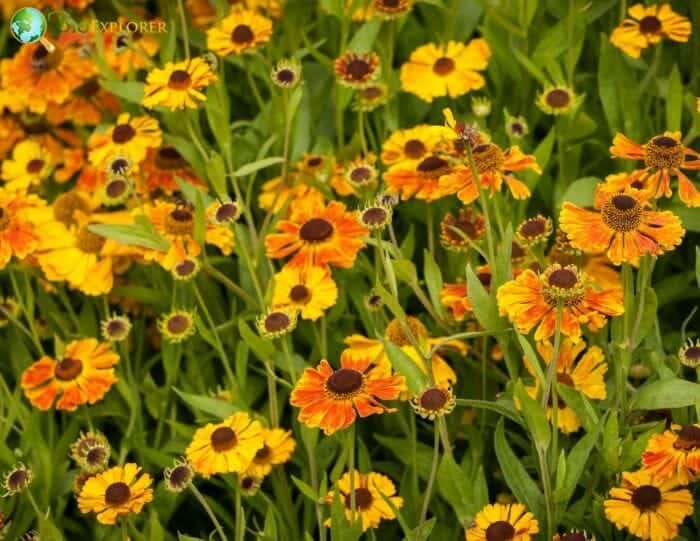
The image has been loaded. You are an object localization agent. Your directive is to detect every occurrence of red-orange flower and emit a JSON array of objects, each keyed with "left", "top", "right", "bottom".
[
  {"left": 610, "top": 131, "right": 700, "bottom": 207},
  {"left": 21, "top": 339, "right": 119, "bottom": 411},
  {"left": 0, "top": 189, "right": 46, "bottom": 270},
  {"left": 642, "top": 424, "right": 700, "bottom": 485},
  {"left": 265, "top": 200, "right": 367, "bottom": 269},
  {"left": 290, "top": 351, "right": 404, "bottom": 435},
  {"left": 496, "top": 264, "right": 624, "bottom": 343},
  {"left": 560, "top": 187, "right": 684, "bottom": 265},
  {"left": 384, "top": 154, "right": 463, "bottom": 202}
]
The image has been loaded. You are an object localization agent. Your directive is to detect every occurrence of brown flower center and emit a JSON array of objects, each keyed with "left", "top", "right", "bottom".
[
  {"left": 306, "top": 156, "right": 323, "bottom": 167},
  {"left": 210, "top": 426, "right": 238, "bottom": 452},
  {"left": 289, "top": 284, "right": 311, "bottom": 304},
  {"left": 326, "top": 368, "right": 364, "bottom": 395},
  {"left": 165, "top": 208, "right": 194, "bottom": 236},
  {"left": 361, "top": 86, "right": 384, "bottom": 100},
  {"left": 548, "top": 269, "right": 578, "bottom": 289},
  {"left": 174, "top": 259, "right": 197, "bottom": 277},
  {"left": 472, "top": 144, "right": 505, "bottom": 174},
  {"left": 433, "top": 57, "right": 455, "bottom": 76},
  {"left": 639, "top": 15, "right": 662, "bottom": 34},
  {"left": 168, "top": 465, "right": 192, "bottom": 488},
  {"left": 215, "top": 202, "right": 238, "bottom": 223},
  {"left": 53, "top": 192, "right": 90, "bottom": 226},
  {"left": 299, "top": 218, "right": 333, "bottom": 242},
  {"left": 602, "top": 194, "right": 642, "bottom": 232},
  {"left": 168, "top": 69, "right": 192, "bottom": 90},
  {"left": 684, "top": 346, "right": 700, "bottom": 362},
  {"left": 253, "top": 444, "right": 271, "bottom": 463},
  {"left": 264, "top": 312, "right": 291, "bottom": 333},
  {"left": 545, "top": 89, "right": 571, "bottom": 108},
  {"left": 630, "top": 485, "right": 662, "bottom": 511},
  {"left": 519, "top": 218, "right": 546, "bottom": 238},
  {"left": 86, "top": 446, "right": 107, "bottom": 466},
  {"left": 478, "top": 271, "right": 492, "bottom": 287},
  {"left": 76, "top": 227, "right": 107, "bottom": 254},
  {"left": 644, "top": 136, "right": 684, "bottom": 170},
  {"left": 105, "top": 482, "right": 131, "bottom": 506},
  {"left": 419, "top": 388, "right": 449, "bottom": 411},
  {"left": 673, "top": 425, "right": 700, "bottom": 451},
  {"left": 350, "top": 166, "right": 373, "bottom": 184},
  {"left": 560, "top": 533, "right": 587, "bottom": 541},
  {"left": 511, "top": 241, "right": 525, "bottom": 260},
  {"left": 105, "top": 178, "right": 129, "bottom": 199},
  {"left": 31, "top": 44, "right": 63, "bottom": 72},
  {"left": 404, "top": 139, "right": 427, "bottom": 160},
  {"left": 385, "top": 316, "right": 428, "bottom": 346},
  {"left": 345, "top": 59, "right": 371, "bottom": 80},
  {"left": 417, "top": 155, "right": 450, "bottom": 177},
  {"left": 231, "top": 24, "right": 255, "bottom": 44},
  {"left": 112, "top": 124, "right": 136, "bottom": 144},
  {"left": 106, "top": 319, "right": 127, "bottom": 337},
  {"left": 167, "top": 314, "right": 191, "bottom": 335},
  {"left": 155, "top": 146, "right": 187, "bottom": 170},
  {"left": 361, "top": 207, "right": 388, "bottom": 227},
  {"left": 54, "top": 357, "right": 83, "bottom": 381},
  {"left": 26, "top": 159, "right": 45, "bottom": 174},
  {"left": 344, "top": 487, "right": 373, "bottom": 510},
  {"left": 109, "top": 157, "right": 130, "bottom": 175},
  {"left": 275, "top": 68, "right": 295, "bottom": 84},
  {"left": 7, "top": 470, "right": 29, "bottom": 491},
  {"left": 485, "top": 520, "right": 515, "bottom": 541},
  {"left": 379, "top": 0, "right": 401, "bottom": 7}
]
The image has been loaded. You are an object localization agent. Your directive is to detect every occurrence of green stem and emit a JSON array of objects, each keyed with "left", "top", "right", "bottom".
[
  {"left": 264, "top": 361, "right": 279, "bottom": 427},
  {"left": 202, "top": 262, "right": 258, "bottom": 307},
  {"left": 537, "top": 445, "right": 555, "bottom": 539},
  {"left": 426, "top": 203, "right": 435, "bottom": 258},
  {"left": 191, "top": 484, "right": 229, "bottom": 541},
  {"left": 541, "top": 303, "right": 563, "bottom": 408},
  {"left": 358, "top": 111, "right": 368, "bottom": 155},
  {"left": 306, "top": 435, "right": 326, "bottom": 541},
  {"left": 348, "top": 424, "right": 357, "bottom": 522},
  {"left": 281, "top": 337, "right": 297, "bottom": 383},
  {"left": 417, "top": 420, "right": 441, "bottom": 537},
  {"left": 176, "top": 0, "right": 190, "bottom": 59}
]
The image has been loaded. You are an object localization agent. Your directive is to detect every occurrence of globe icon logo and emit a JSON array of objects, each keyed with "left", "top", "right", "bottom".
[{"left": 10, "top": 7, "right": 48, "bottom": 45}]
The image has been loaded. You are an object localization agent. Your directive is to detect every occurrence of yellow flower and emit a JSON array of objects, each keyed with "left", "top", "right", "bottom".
[
  {"left": 400, "top": 39, "right": 491, "bottom": 103},
  {"left": 523, "top": 339, "right": 607, "bottom": 434},
  {"left": 325, "top": 471, "right": 403, "bottom": 531},
  {"left": 610, "top": 3, "right": 691, "bottom": 59},
  {"left": 272, "top": 264, "right": 338, "bottom": 321},
  {"left": 186, "top": 412, "right": 264, "bottom": 478},
  {"left": 604, "top": 470, "right": 693, "bottom": 541},
  {"left": 380, "top": 125, "right": 452, "bottom": 166},
  {"left": 465, "top": 502, "right": 539, "bottom": 541},
  {"left": 1, "top": 140, "right": 52, "bottom": 192},
  {"left": 206, "top": 9, "right": 273, "bottom": 56},
  {"left": 245, "top": 428, "right": 296, "bottom": 478},
  {"left": 142, "top": 57, "right": 218, "bottom": 110},
  {"left": 77, "top": 463, "right": 153, "bottom": 525},
  {"left": 88, "top": 113, "right": 162, "bottom": 168}
]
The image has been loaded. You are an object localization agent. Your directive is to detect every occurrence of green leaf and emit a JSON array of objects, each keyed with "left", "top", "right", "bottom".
[
  {"left": 631, "top": 287, "right": 657, "bottom": 348},
  {"left": 516, "top": 333, "right": 545, "bottom": 387},
  {"left": 598, "top": 37, "right": 621, "bottom": 135},
  {"left": 380, "top": 338, "right": 428, "bottom": 395},
  {"left": 88, "top": 223, "right": 170, "bottom": 252},
  {"left": 558, "top": 176, "right": 600, "bottom": 208},
  {"left": 510, "top": 46, "right": 547, "bottom": 85},
  {"left": 239, "top": 320, "right": 275, "bottom": 359},
  {"left": 454, "top": 398, "right": 524, "bottom": 426},
  {"left": 631, "top": 378, "right": 700, "bottom": 410},
  {"left": 557, "top": 421, "right": 603, "bottom": 508},
  {"left": 696, "top": 247, "right": 700, "bottom": 288},
  {"left": 206, "top": 75, "right": 232, "bottom": 154},
  {"left": 393, "top": 258, "right": 418, "bottom": 284},
  {"left": 347, "top": 19, "right": 381, "bottom": 53},
  {"left": 514, "top": 381, "right": 550, "bottom": 449},
  {"left": 205, "top": 152, "right": 228, "bottom": 199},
  {"left": 494, "top": 419, "right": 546, "bottom": 519},
  {"left": 423, "top": 249, "right": 444, "bottom": 317},
  {"left": 670, "top": 205, "right": 700, "bottom": 233},
  {"left": 437, "top": 453, "right": 482, "bottom": 522},
  {"left": 602, "top": 411, "right": 619, "bottom": 476},
  {"left": 466, "top": 264, "right": 504, "bottom": 330},
  {"left": 291, "top": 475, "right": 320, "bottom": 502},
  {"left": 233, "top": 156, "right": 284, "bottom": 177},
  {"left": 172, "top": 387, "right": 238, "bottom": 419},
  {"left": 99, "top": 79, "right": 145, "bottom": 103},
  {"left": 666, "top": 64, "right": 682, "bottom": 131}
]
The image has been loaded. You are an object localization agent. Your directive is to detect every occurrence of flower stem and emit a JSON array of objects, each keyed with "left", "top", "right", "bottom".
[
  {"left": 417, "top": 419, "right": 441, "bottom": 537},
  {"left": 190, "top": 484, "right": 229, "bottom": 541},
  {"left": 348, "top": 424, "right": 357, "bottom": 523},
  {"left": 176, "top": 0, "right": 190, "bottom": 59},
  {"left": 541, "top": 303, "right": 563, "bottom": 408}
]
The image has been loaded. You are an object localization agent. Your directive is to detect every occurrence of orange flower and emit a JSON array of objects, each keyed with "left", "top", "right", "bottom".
[
  {"left": 384, "top": 154, "right": 463, "bottom": 202},
  {"left": 265, "top": 200, "right": 367, "bottom": 269},
  {"left": 137, "top": 146, "right": 207, "bottom": 195},
  {"left": 103, "top": 18, "right": 161, "bottom": 77},
  {"left": 559, "top": 187, "right": 684, "bottom": 265},
  {"left": 548, "top": 229, "right": 621, "bottom": 290},
  {"left": 0, "top": 189, "right": 45, "bottom": 270},
  {"left": 440, "top": 283, "right": 471, "bottom": 322},
  {"left": 0, "top": 36, "right": 97, "bottom": 114},
  {"left": 46, "top": 79, "right": 120, "bottom": 126},
  {"left": 257, "top": 174, "right": 326, "bottom": 215},
  {"left": 496, "top": 264, "right": 624, "bottom": 343},
  {"left": 439, "top": 143, "right": 539, "bottom": 203},
  {"left": 609, "top": 132, "right": 700, "bottom": 207},
  {"left": 290, "top": 350, "right": 404, "bottom": 435},
  {"left": 642, "top": 424, "right": 700, "bottom": 485},
  {"left": 21, "top": 338, "right": 119, "bottom": 411}
]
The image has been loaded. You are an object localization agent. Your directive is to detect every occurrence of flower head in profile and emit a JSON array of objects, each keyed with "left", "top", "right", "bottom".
[
  {"left": 516, "top": 215, "right": 552, "bottom": 248},
  {"left": 325, "top": 471, "right": 403, "bottom": 531},
  {"left": 372, "top": 0, "right": 413, "bottom": 19},
  {"left": 609, "top": 131, "right": 700, "bottom": 207},
  {"left": 440, "top": 208, "right": 485, "bottom": 252},
  {"left": 142, "top": 57, "right": 218, "bottom": 110},
  {"left": 559, "top": 187, "right": 685, "bottom": 265},
  {"left": 353, "top": 83, "right": 389, "bottom": 112},
  {"left": 678, "top": 339, "right": 700, "bottom": 368},
  {"left": 206, "top": 9, "right": 273, "bottom": 56},
  {"left": 497, "top": 264, "right": 624, "bottom": 343},
  {"left": 610, "top": 3, "right": 691, "bottom": 58},
  {"left": 2, "top": 463, "right": 32, "bottom": 497},
  {"left": 522, "top": 339, "right": 607, "bottom": 434},
  {"left": 400, "top": 39, "right": 491, "bottom": 103},
  {"left": 257, "top": 307, "right": 298, "bottom": 338},
  {"left": 604, "top": 469, "right": 693, "bottom": 541},
  {"left": 77, "top": 463, "right": 153, "bottom": 525},
  {"left": 271, "top": 58, "right": 302, "bottom": 88},
  {"left": 334, "top": 51, "right": 380, "bottom": 88},
  {"left": 1, "top": 140, "right": 52, "bottom": 192},
  {"left": 138, "top": 146, "right": 206, "bottom": 196},
  {"left": 21, "top": 339, "right": 119, "bottom": 411},
  {"left": 465, "top": 502, "right": 539, "bottom": 541},
  {"left": 245, "top": 428, "right": 296, "bottom": 478},
  {"left": 411, "top": 384, "right": 456, "bottom": 420},
  {"left": 290, "top": 350, "right": 404, "bottom": 435},
  {"left": 159, "top": 309, "right": 196, "bottom": 343},
  {"left": 537, "top": 85, "right": 580, "bottom": 115},
  {"left": 163, "top": 458, "right": 194, "bottom": 492},
  {"left": 185, "top": 412, "right": 264, "bottom": 478},
  {"left": 505, "top": 112, "right": 529, "bottom": 139},
  {"left": 265, "top": 200, "right": 367, "bottom": 269},
  {"left": 70, "top": 431, "right": 111, "bottom": 473},
  {"left": 272, "top": 265, "right": 338, "bottom": 321},
  {"left": 642, "top": 424, "right": 700, "bottom": 485}
]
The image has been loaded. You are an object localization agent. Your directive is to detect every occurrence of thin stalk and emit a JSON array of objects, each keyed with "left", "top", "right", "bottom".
[
  {"left": 281, "top": 337, "right": 297, "bottom": 383},
  {"left": 541, "top": 303, "right": 563, "bottom": 408},
  {"left": 190, "top": 484, "right": 229, "bottom": 541},
  {"left": 348, "top": 424, "right": 357, "bottom": 522},
  {"left": 202, "top": 262, "right": 258, "bottom": 307},
  {"left": 537, "top": 445, "right": 554, "bottom": 539},
  {"left": 264, "top": 361, "right": 279, "bottom": 427},
  {"left": 358, "top": 111, "right": 368, "bottom": 155},
  {"left": 176, "top": 0, "right": 190, "bottom": 59},
  {"left": 417, "top": 420, "right": 441, "bottom": 537},
  {"left": 306, "top": 437, "right": 326, "bottom": 541},
  {"left": 426, "top": 203, "right": 435, "bottom": 257}
]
